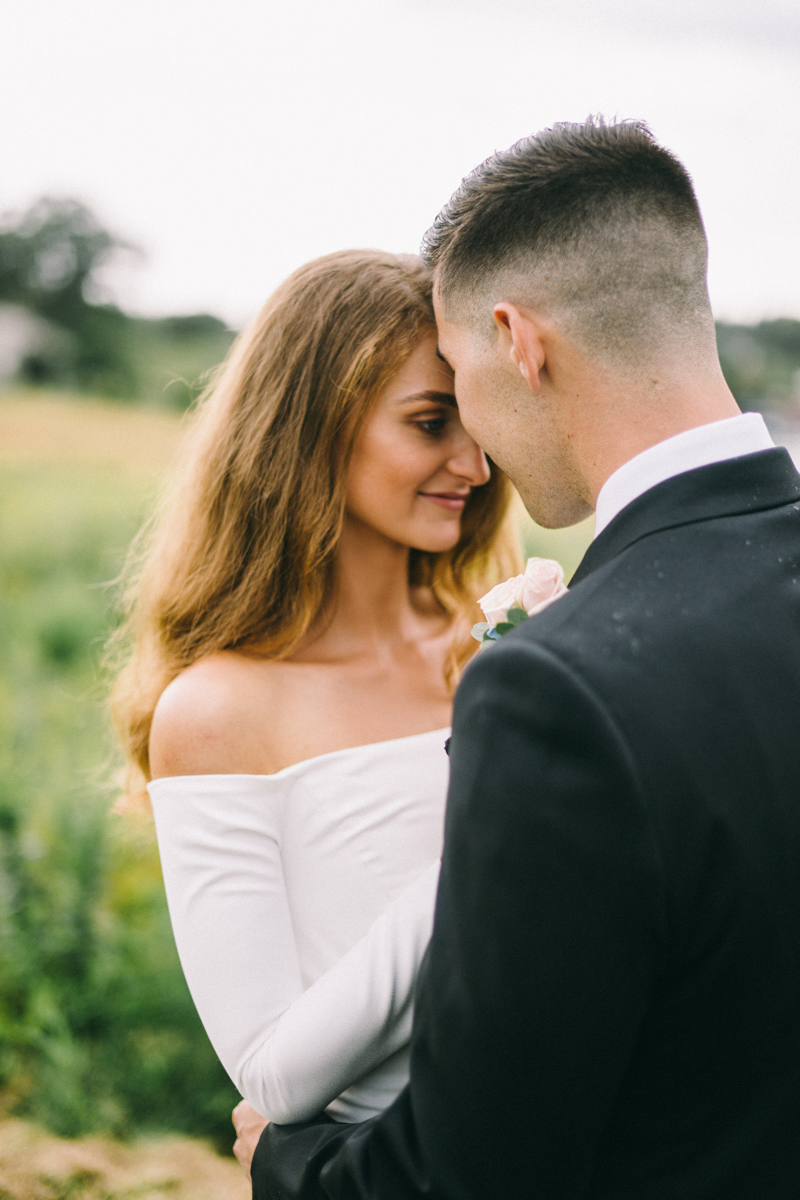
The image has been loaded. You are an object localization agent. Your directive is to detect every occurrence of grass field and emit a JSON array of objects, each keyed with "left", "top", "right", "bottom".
[
  {"left": 0, "top": 390, "right": 593, "bottom": 1174},
  {"left": 0, "top": 393, "right": 241, "bottom": 1157}
]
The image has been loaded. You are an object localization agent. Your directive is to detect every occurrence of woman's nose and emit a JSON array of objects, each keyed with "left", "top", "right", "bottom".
[{"left": 449, "top": 433, "right": 491, "bottom": 487}]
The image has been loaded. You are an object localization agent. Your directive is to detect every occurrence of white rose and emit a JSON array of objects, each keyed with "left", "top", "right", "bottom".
[{"left": 478, "top": 573, "right": 526, "bottom": 626}]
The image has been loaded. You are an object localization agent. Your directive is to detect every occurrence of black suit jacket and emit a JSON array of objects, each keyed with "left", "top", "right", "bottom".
[{"left": 252, "top": 448, "right": 800, "bottom": 1199}]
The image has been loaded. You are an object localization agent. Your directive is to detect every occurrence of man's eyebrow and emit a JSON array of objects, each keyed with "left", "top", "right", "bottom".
[{"left": 396, "top": 389, "right": 457, "bottom": 407}]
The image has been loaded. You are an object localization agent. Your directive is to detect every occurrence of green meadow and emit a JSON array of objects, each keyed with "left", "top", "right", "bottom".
[
  {"left": 0, "top": 396, "right": 240, "bottom": 1148},
  {"left": 0, "top": 392, "right": 593, "bottom": 1148}
]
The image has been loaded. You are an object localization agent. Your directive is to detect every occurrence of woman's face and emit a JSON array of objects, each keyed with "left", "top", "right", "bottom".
[{"left": 345, "top": 333, "right": 491, "bottom": 553}]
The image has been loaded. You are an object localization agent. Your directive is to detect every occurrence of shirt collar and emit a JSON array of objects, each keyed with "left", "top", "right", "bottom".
[{"left": 593, "top": 412, "right": 776, "bottom": 539}]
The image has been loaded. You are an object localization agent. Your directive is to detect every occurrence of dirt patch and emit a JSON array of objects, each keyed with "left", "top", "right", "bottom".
[{"left": 0, "top": 1119, "right": 249, "bottom": 1200}]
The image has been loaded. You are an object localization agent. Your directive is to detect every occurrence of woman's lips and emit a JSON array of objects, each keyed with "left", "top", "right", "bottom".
[{"left": 418, "top": 491, "right": 469, "bottom": 511}]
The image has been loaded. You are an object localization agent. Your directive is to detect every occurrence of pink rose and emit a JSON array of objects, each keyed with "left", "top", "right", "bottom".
[
  {"left": 520, "top": 556, "right": 567, "bottom": 617},
  {"left": 479, "top": 557, "right": 567, "bottom": 626}
]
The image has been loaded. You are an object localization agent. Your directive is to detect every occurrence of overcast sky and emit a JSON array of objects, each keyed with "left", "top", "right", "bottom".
[{"left": 3, "top": 0, "right": 798, "bottom": 327}]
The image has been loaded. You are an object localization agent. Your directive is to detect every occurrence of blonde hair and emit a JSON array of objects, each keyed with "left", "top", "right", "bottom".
[{"left": 111, "top": 250, "right": 520, "bottom": 799}]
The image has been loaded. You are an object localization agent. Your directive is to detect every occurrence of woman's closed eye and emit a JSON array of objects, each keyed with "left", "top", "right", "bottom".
[
  {"left": 413, "top": 414, "right": 450, "bottom": 437},
  {"left": 400, "top": 389, "right": 458, "bottom": 440}
]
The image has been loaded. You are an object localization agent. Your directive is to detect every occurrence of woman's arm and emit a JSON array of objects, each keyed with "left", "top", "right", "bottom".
[
  {"left": 242, "top": 859, "right": 439, "bottom": 1122},
  {"left": 149, "top": 774, "right": 439, "bottom": 1124}
]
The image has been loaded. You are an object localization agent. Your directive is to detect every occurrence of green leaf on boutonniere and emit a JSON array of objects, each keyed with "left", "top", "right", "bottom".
[{"left": 472, "top": 604, "right": 530, "bottom": 646}]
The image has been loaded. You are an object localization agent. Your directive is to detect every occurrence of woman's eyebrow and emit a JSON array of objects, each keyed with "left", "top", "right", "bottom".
[{"left": 397, "top": 390, "right": 457, "bottom": 407}]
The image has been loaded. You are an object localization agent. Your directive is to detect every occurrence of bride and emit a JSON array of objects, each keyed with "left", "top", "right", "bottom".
[{"left": 111, "top": 249, "right": 519, "bottom": 1127}]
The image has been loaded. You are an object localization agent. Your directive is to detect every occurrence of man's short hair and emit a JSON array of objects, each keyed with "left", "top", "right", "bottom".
[{"left": 423, "top": 117, "right": 714, "bottom": 370}]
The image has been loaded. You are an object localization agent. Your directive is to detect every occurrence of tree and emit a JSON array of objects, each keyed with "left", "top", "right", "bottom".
[{"left": 0, "top": 198, "right": 140, "bottom": 397}]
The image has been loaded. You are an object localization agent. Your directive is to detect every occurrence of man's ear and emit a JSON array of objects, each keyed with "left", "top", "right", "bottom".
[{"left": 493, "top": 303, "right": 546, "bottom": 391}]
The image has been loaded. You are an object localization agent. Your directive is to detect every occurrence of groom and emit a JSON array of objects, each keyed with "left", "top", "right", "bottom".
[{"left": 243, "top": 118, "right": 800, "bottom": 1197}]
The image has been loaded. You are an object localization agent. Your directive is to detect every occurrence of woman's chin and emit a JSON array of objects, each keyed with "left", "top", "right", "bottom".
[{"left": 408, "top": 524, "right": 462, "bottom": 555}]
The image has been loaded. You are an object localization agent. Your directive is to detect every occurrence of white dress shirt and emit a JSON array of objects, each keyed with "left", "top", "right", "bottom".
[{"left": 594, "top": 412, "right": 776, "bottom": 539}]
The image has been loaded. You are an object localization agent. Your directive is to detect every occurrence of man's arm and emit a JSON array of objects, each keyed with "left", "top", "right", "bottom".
[{"left": 252, "top": 634, "right": 666, "bottom": 1199}]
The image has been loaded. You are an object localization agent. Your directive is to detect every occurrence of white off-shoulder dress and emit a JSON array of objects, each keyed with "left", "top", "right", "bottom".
[{"left": 148, "top": 727, "right": 450, "bottom": 1124}]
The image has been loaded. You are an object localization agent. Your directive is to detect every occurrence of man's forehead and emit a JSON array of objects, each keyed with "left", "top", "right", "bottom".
[
  {"left": 433, "top": 324, "right": 456, "bottom": 370},
  {"left": 433, "top": 281, "right": 474, "bottom": 334},
  {"left": 434, "top": 310, "right": 469, "bottom": 361}
]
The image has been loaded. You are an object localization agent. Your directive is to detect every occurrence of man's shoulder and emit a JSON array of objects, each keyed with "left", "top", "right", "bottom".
[{"left": 474, "top": 497, "right": 798, "bottom": 692}]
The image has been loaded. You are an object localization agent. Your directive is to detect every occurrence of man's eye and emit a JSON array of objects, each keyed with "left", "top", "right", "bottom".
[{"left": 415, "top": 417, "right": 448, "bottom": 436}]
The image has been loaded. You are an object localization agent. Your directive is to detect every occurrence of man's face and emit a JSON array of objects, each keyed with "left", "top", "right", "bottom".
[
  {"left": 433, "top": 283, "right": 586, "bottom": 528},
  {"left": 433, "top": 282, "right": 529, "bottom": 471}
]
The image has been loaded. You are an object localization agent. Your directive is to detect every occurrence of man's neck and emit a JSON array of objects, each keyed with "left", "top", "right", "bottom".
[{"left": 575, "top": 367, "right": 742, "bottom": 508}]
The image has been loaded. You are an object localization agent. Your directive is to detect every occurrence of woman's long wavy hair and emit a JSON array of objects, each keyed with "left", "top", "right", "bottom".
[{"left": 111, "top": 250, "right": 520, "bottom": 800}]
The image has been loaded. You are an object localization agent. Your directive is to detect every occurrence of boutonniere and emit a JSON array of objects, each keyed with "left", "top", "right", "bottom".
[{"left": 472, "top": 557, "right": 568, "bottom": 645}]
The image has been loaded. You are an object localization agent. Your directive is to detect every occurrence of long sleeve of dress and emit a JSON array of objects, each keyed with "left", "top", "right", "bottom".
[{"left": 148, "top": 773, "right": 440, "bottom": 1124}]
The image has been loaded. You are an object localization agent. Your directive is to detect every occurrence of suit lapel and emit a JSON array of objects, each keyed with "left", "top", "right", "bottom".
[{"left": 571, "top": 448, "right": 800, "bottom": 588}]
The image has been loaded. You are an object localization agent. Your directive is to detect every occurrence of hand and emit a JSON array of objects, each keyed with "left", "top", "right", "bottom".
[{"left": 232, "top": 1099, "right": 269, "bottom": 1179}]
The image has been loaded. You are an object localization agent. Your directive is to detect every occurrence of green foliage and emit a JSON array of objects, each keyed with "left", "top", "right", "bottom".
[
  {"left": 126, "top": 316, "right": 235, "bottom": 411},
  {"left": 0, "top": 199, "right": 139, "bottom": 398},
  {"left": 0, "top": 464, "right": 239, "bottom": 1148},
  {"left": 518, "top": 515, "right": 594, "bottom": 583},
  {"left": 716, "top": 319, "right": 800, "bottom": 413},
  {"left": 471, "top": 604, "right": 528, "bottom": 645}
]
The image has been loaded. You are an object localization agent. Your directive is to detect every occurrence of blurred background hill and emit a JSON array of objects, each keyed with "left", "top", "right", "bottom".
[{"left": 3, "top": 196, "right": 800, "bottom": 422}]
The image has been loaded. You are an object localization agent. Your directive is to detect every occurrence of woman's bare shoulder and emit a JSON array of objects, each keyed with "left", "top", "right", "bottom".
[{"left": 149, "top": 652, "right": 288, "bottom": 778}]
